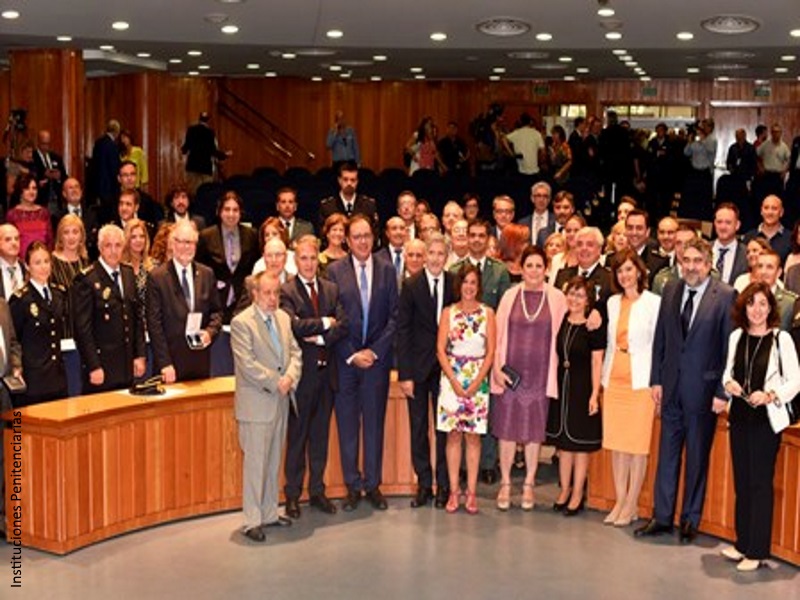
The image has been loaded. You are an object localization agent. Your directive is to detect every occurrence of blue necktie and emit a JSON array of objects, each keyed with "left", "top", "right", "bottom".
[
  {"left": 265, "top": 315, "right": 283, "bottom": 363},
  {"left": 181, "top": 267, "right": 192, "bottom": 310},
  {"left": 359, "top": 262, "right": 369, "bottom": 344}
]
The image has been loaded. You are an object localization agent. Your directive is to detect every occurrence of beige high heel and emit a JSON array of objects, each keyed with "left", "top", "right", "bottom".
[
  {"left": 496, "top": 483, "right": 511, "bottom": 511},
  {"left": 521, "top": 483, "right": 535, "bottom": 511}
]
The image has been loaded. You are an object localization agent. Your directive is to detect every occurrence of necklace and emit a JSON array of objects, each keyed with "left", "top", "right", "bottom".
[
  {"left": 742, "top": 333, "right": 765, "bottom": 397},
  {"left": 561, "top": 320, "right": 583, "bottom": 369},
  {"left": 520, "top": 286, "right": 546, "bottom": 322}
]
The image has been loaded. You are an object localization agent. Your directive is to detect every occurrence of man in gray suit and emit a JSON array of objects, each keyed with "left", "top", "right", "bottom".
[
  {"left": 0, "top": 298, "right": 22, "bottom": 539},
  {"left": 231, "top": 271, "right": 302, "bottom": 542},
  {"left": 276, "top": 187, "right": 314, "bottom": 244}
]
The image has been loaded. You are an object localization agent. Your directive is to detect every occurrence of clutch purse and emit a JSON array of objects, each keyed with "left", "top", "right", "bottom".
[
  {"left": 2, "top": 375, "right": 27, "bottom": 395},
  {"left": 130, "top": 376, "right": 165, "bottom": 396},
  {"left": 501, "top": 365, "right": 521, "bottom": 391}
]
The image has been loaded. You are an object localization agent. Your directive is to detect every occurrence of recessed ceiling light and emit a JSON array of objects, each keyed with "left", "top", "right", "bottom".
[
  {"left": 558, "top": 56, "right": 573, "bottom": 63},
  {"left": 576, "top": 67, "right": 589, "bottom": 74},
  {"left": 246, "top": 63, "right": 260, "bottom": 69},
  {"left": 430, "top": 32, "right": 447, "bottom": 42},
  {"left": 619, "top": 55, "right": 632, "bottom": 61},
  {"left": 100, "top": 45, "right": 115, "bottom": 51},
  {"left": 198, "top": 65, "right": 211, "bottom": 70},
  {"left": 188, "top": 71, "right": 199, "bottom": 76},
  {"left": 564, "top": 75, "right": 576, "bottom": 81},
  {"left": 535, "top": 32, "right": 553, "bottom": 41},
  {"left": 137, "top": 52, "right": 151, "bottom": 58},
  {"left": 640, "top": 76, "right": 651, "bottom": 82},
  {"left": 370, "top": 76, "right": 382, "bottom": 82},
  {"left": 282, "top": 53, "right": 296, "bottom": 59},
  {"left": 56, "top": 36, "right": 73, "bottom": 42},
  {"left": 111, "top": 21, "right": 129, "bottom": 31},
  {"left": 221, "top": 24, "right": 239, "bottom": 34},
  {"left": 188, "top": 50, "right": 202, "bottom": 56},
  {"left": 775, "top": 67, "right": 789, "bottom": 73},
  {"left": 204, "top": 13, "right": 228, "bottom": 24},
  {"left": 716, "top": 76, "right": 730, "bottom": 81},
  {"left": 326, "top": 29, "right": 344, "bottom": 39},
  {"left": 373, "top": 55, "right": 388, "bottom": 62},
  {"left": 311, "top": 76, "right": 323, "bottom": 82},
  {"left": 492, "top": 67, "right": 506, "bottom": 73},
  {"left": 626, "top": 61, "right": 638, "bottom": 67},
  {"left": 329, "top": 65, "right": 342, "bottom": 71},
  {"left": 1, "top": 10, "right": 20, "bottom": 20},
  {"left": 781, "top": 55, "right": 797, "bottom": 61},
  {"left": 701, "top": 15, "right": 760, "bottom": 35},
  {"left": 265, "top": 71, "right": 277, "bottom": 77},
  {"left": 612, "top": 49, "right": 627, "bottom": 55},
  {"left": 169, "top": 58, "right": 182, "bottom": 64},
  {"left": 477, "top": 18, "right": 531, "bottom": 37},
  {"left": 507, "top": 51, "right": 549, "bottom": 59},
  {"left": 634, "top": 68, "right": 645, "bottom": 74},
  {"left": 410, "top": 67, "right": 423, "bottom": 73},
  {"left": 293, "top": 48, "right": 337, "bottom": 57},
  {"left": 687, "top": 67, "right": 700, "bottom": 73},
  {"left": 597, "top": 8, "right": 615, "bottom": 17},
  {"left": 414, "top": 74, "right": 426, "bottom": 80},
  {"left": 605, "top": 32, "right": 622, "bottom": 40},
  {"left": 676, "top": 31, "right": 694, "bottom": 41},
  {"left": 339, "top": 72, "right": 351, "bottom": 78},
  {"left": 792, "top": 29, "right": 800, "bottom": 38},
  {"left": 489, "top": 75, "right": 501, "bottom": 81}
]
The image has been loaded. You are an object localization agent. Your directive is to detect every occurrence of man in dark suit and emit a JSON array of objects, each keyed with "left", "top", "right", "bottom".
[
  {"left": 397, "top": 233, "right": 453, "bottom": 509},
  {"left": 376, "top": 216, "right": 408, "bottom": 289},
  {"left": 755, "top": 250, "right": 797, "bottom": 331},
  {"left": 117, "top": 161, "right": 163, "bottom": 229},
  {"left": 51, "top": 178, "right": 101, "bottom": 257},
  {"left": 518, "top": 181, "right": 554, "bottom": 247},
  {"left": 32, "top": 129, "right": 68, "bottom": 210},
  {"left": 554, "top": 226, "right": 613, "bottom": 310},
  {"left": 318, "top": 161, "right": 379, "bottom": 233},
  {"left": 89, "top": 119, "right": 121, "bottom": 209},
  {"left": 636, "top": 237, "right": 735, "bottom": 543},
  {"left": 0, "top": 297, "right": 21, "bottom": 540},
  {"left": 0, "top": 224, "right": 27, "bottom": 301},
  {"left": 624, "top": 209, "right": 670, "bottom": 289},
  {"left": 146, "top": 221, "right": 223, "bottom": 383},
  {"left": 711, "top": 203, "right": 748, "bottom": 286},
  {"left": 535, "top": 190, "right": 575, "bottom": 248},
  {"left": 181, "top": 112, "right": 231, "bottom": 196},
  {"left": 326, "top": 214, "right": 398, "bottom": 512},
  {"left": 162, "top": 182, "right": 206, "bottom": 231},
  {"left": 279, "top": 235, "right": 348, "bottom": 519},
  {"left": 195, "top": 192, "right": 260, "bottom": 323},
  {"left": 71, "top": 224, "right": 146, "bottom": 394},
  {"left": 275, "top": 187, "right": 314, "bottom": 244}
]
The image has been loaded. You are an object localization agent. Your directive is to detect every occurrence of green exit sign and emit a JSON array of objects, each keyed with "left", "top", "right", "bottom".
[
  {"left": 754, "top": 86, "right": 771, "bottom": 98},
  {"left": 641, "top": 86, "right": 658, "bottom": 97},
  {"left": 533, "top": 84, "right": 550, "bottom": 96}
]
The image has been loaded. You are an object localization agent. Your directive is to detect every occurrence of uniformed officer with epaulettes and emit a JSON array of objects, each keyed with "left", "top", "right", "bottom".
[
  {"left": 71, "top": 224, "right": 146, "bottom": 394},
  {"left": 9, "top": 241, "right": 69, "bottom": 406}
]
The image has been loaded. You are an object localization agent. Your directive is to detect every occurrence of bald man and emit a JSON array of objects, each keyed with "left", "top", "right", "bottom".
[{"left": 33, "top": 129, "right": 67, "bottom": 209}]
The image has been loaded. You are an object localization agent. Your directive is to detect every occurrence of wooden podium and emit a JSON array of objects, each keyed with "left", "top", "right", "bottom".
[{"left": 2, "top": 376, "right": 417, "bottom": 555}]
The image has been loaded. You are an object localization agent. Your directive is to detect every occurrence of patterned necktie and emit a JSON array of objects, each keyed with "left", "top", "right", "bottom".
[
  {"left": 226, "top": 232, "right": 238, "bottom": 272},
  {"left": 681, "top": 289, "right": 696, "bottom": 337},
  {"left": 181, "top": 267, "right": 192, "bottom": 310},
  {"left": 7, "top": 266, "right": 18, "bottom": 294},
  {"left": 716, "top": 247, "right": 729, "bottom": 274},
  {"left": 265, "top": 315, "right": 283, "bottom": 363},
  {"left": 359, "top": 262, "right": 369, "bottom": 343}
]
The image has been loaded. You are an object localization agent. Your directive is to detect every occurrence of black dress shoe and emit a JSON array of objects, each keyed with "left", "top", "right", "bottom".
[
  {"left": 679, "top": 520, "right": 698, "bottom": 544},
  {"left": 434, "top": 487, "right": 450, "bottom": 509},
  {"left": 634, "top": 519, "right": 674, "bottom": 538},
  {"left": 552, "top": 500, "right": 568, "bottom": 512},
  {"left": 285, "top": 498, "right": 301, "bottom": 519},
  {"left": 480, "top": 469, "right": 498, "bottom": 485},
  {"left": 265, "top": 515, "right": 292, "bottom": 528},
  {"left": 410, "top": 487, "right": 433, "bottom": 508},
  {"left": 309, "top": 494, "right": 337, "bottom": 514},
  {"left": 342, "top": 489, "right": 361, "bottom": 512},
  {"left": 366, "top": 488, "right": 388, "bottom": 510},
  {"left": 563, "top": 500, "right": 585, "bottom": 517},
  {"left": 243, "top": 526, "right": 265, "bottom": 542}
]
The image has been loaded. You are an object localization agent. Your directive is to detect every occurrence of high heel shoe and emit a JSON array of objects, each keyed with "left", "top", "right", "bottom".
[
  {"left": 736, "top": 558, "right": 761, "bottom": 572},
  {"left": 445, "top": 490, "right": 460, "bottom": 514},
  {"left": 614, "top": 509, "right": 639, "bottom": 527},
  {"left": 563, "top": 499, "right": 585, "bottom": 517},
  {"left": 552, "top": 500, "right": 569, "bottom": 512},
  {"left": 465, "top": 491, "right": 479, "bottom": 515},
  {"left": 603, "top": 504, "right": 623, "bottom": 525},
  {"left": 521, "top": 483, "right": 535, "bottom": 511},
  {"left": 496, "top": 483, "right": 511, "bottom": 511}
]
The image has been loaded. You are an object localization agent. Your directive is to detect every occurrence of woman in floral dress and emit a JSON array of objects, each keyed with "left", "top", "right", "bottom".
[{"left": 437, "top": 262, "right": 496, "bottom": 514}]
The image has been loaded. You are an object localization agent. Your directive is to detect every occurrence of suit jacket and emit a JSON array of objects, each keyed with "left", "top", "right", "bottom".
[
  {"left": 0, "top": 298, "right": 21, "bottom": 413},
  {"left": 0, "top": 262, "right": 27, "bottom": 301},
  {"left": 728, "top": 241, "right": 749, "bottom": 285},
  {"left": 318, "top": 194, "right": 379, "bottom": 232},
  {"left": 52, "top": 203, "right": 101, "bottom": 258},
  {"left": 775, "top": 286, "right": 798, "bottom": 332},
  {"left": 397, "top": 270, "right": 455, "bottom": 383},
  {"left": 230, "top": 304, "right": 302, "bottom": 423},
  {"left": 554, "top": 264, "right": 613, "bottom": 310},
  {"left": 146, "top": 261, "right": 223, "bottom": 380},
  {"left": 609, "top": 247, "right": 670, "bottom": 289},
  {"left": 182, "top": 123, "right": 227, "bottom": 175},
  {"left": 287, "top": 217, "right": 314, "bottom": 243},
  {"left": 32, "top": 149, "right": 67, "bottom": 207},
  {"left": 89, "top": 134, "right": 121, "bottom": 205},
  {"left": 449, "top": 256, "right": 510, "bottom": 310},
  {"left": 71, "top": 262, "right": 146, "bottom": 389},
  {"left": 280, "top": 276, "right": 348, "bottom": 392},
  {"left": 161, "top": 213, "right": 207, "bottom": 232},
  {"left": 650, "top": 277, "right": 735, "bottom": 413},
  {"left": 326, "top": 253, "right": 398, "bottom": 366},
  {"left": 195, "top": 224, "right": 260, "bottom": 322},
  {"left": 519, "top": 211, "right": 555, "bottom": 246}
]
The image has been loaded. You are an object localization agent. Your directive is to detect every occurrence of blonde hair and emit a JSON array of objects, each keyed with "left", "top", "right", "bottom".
[
  {"left": 55, "top": 213, "right": 88, "bottom": 261},
  {"left": 122, "top": 218, "right": 153, "bottom": 269}
]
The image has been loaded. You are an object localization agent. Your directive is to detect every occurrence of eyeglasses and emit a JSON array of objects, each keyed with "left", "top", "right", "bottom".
[
  {"left": 173, "top": 238, "right": 197, "bottom": 246},
  {"left": 350, "top": 233, "right": 373, "bottom": 242}
]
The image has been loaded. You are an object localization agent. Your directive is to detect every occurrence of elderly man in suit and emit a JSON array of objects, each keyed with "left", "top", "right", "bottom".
[
  {"left": 71, "top": 224, "right": 146, "bottom": 394},
  {"left": 0, "top": 297, "right": 22, "bottom": 540},
  {"left": 518, "top": 181, "right": 554, "bottom": 247},
  {"left": 398, "top": 233, "right": 454, "bottom": 509},
  {"left": 711, "top": 203, "right": 748, "bottom": 286},
  {"left": 636, "top": 237, "right": 735, "bottom": 543},
  {"left": 52, "top": 178, "right": 100, "bottom": 258},
  {"left": 147, "top": 220, "right": 223, "bottom": 383},
  {"left": 276, "top": 187, "right": 314, "bottom": 244},
  {"left": 279, "top": 235, "right": 347, "bottom": 518},
  {"left": 327, "top": 214, "right": 398, "bottom": 512},
  {"left": 755, "top": 249, "right": 797, "bottom": 330},
  {"left": 33, "top": 129, "right": 67, "bottom": 210},
  {"left": 196, "top": 191, "right": 260, "bottom": 323},
  {"left": 554, "top": 226, "right": 613, "bottom": 310},
  {"left": 231, "top": 270, "right": 302, "bottom": 542},
  {"left": 0, "top": 225, "right": 26, "bottom": 301}
]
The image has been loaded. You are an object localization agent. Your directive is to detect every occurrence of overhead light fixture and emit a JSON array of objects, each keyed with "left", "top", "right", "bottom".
[
  {"left": 634, "top": 68, "right": 645, "bottom": 74},
  {"left": 716, "top": 76, "right": 730, "bottom": 81},
  {"left": 204, "top": 13, "right": 228, "bottom": 24},
  {"left": 619, "top": 55, "right": 632, "bottom": 61},
  {"left": 329, "top": 65, "right": 342, "bottom": 72},
  {"left": 169, "top": 58, "right": 182, "bottom": 64},
  {"left": 1, "top": 10, "right": 20, "bottom": 19},
  {"left": 414, "top": 74, "right": 426, "bottom": 80},
  {"left": 111, "top": 21, "right": 129, "bottom": 31},
  {"left": 339, "top": 72, "right": 351, "bottom": 78},
  {"left": 373, "top": 55, "right": 388, "bottom": 62},
  {"left": 430, "top": 32, "right": 447, "bottom": 42},
  {"left": 221, "top": 25, "right": 239, "bottom": 34},
  {"left": 564, "top": 75, "right": 576, "bottom": 81},
  {"left": 558, "top": 56, "right": 573, "bottom": 63},
  {"left": 282, "top": 53, "right": 296, "bottom": 59},
  {"left": 326, "top": 29, "right": 344, "bottom": 39},
  {"left": 676, "top": 31, "right": 694, "bottom": 41},
  {"left": 612, "top": 49, "right": 627, "bottom": 55},
  {"left": 492, "top": 67, "right": 506, "bottom": 73},
  {"left": 775, "top": 67, "right": 789, "bottom": 73},
  {"left": 410, "top": 67, "right": 423, "bottom": 73},
  {"left": 188, "top": 50, "right": 202, "bottom": 56},
  {"left": 597, "top": 8, "right": 615, "bottom": 18},
  {"left": 311, "top": 76, "right": 323, "bottom": 81},
  {"left": 535, "top": 32, "right": 553, "bottom": 41},
  {"left": 507, "top": 51, "right": 549, "bottom": 59},
  {"left": 626, "top": 61, "right": 638, "bottom": 67},
  {"left": 792, "top": 29, "right": 800, "bottom": 38},
  {"left": 100, "top": 45, "right": 115, "bottom": 51},
  {"left": 640, "top": 76, "right": 651, "bottom": 82},
  {"left": 56, "top": 36, "right": 72, "bottom": 42},
  {"left": 265, "top": 71, "right": 277, "bottom": 77},
  {"left": 137, "top": 52, "right": 151, "bottom": 58},
  {"left": 246, "top": 63, "right": 260, "bottom": 69},
  {"left": 188, "top": 71, "right": 199, "bottom": 76},
  {"left": 370, "top": 76, "right": 382, "bottom": 81},
  {"left": 198, "top": 65, "right": 211, "bottom": 70},
  {"left": 489, "top": 75, "right": 501, "bottom": 81},
  {"left": 701, "top": 15, "right": 760, "bottom": 35},
  {"left": 687, "top": 67, "right": 700, "bottom": 73},
  {"left": 781, "top": 55, "right": 797, "bottom": 61},
  {"left": 576, "top": 67, "right": 590, "bottom": 74},
  {"left": 476, "top": 18, "right": 531, "bottom": 37},
  {"left": 605, "top": 32, "right": 622, "bottom": 40}
]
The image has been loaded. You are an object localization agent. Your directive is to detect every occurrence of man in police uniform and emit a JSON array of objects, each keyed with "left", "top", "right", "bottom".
[{"left": 72, "top": 224, "right": 146, "bottom": 394}]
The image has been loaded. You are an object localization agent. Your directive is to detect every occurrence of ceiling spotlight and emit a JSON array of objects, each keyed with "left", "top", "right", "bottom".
[
  {"left": 775, "top": 67, "right": 789, "bottom": 73},
  {"left": 492, "top": 67, "right": 506, "bottom": 73},
  {"left": 430, "top": 32, "right": 447, "bottom": 42},
  {"left": 100, "top": 45, "right": 115, "bottom": 51},
  {"left": 169, "top": 58, "right": 182, "bottom": 64},
  {"left": 716, "top": 76, "right": 730, "bottom": 81},
  {"left": 265, "top": 71, "right": 277, "bottom": 77},
  {"left": 188, "top": 50, "right": 202, "bottom": 56},
  {"left": 137, "top": 52, "right": 151, "bottom": 58},
  {"left": 792, "top": 29, "right": 800, "bottom": 38},
  {"left": 597, "top": 8, "right": 615, "bottom": 17},
  {"left": 329, "top": 65, "right": 342, "bottom": 71},
  {"left": 339, "top": 72, "right": 351, "bottom": 78},
  {"left": 198, "top": 65, "right": 211, "bottom": 70},
  {"left": 612, "top": 49, "right": 627, "bottom": 55},
  {"left": 414, "top": 74, "right": 426, "bottom": 80},
  {"left": 489, "top": 75, "right": 501, "bottom": 81},
  {"left": 477, "top": 18, "right": 531, "bottom": 37},
  {"left": 326, "top": 29, "right": 344, "bottom": 39},
  {"left": 410, "top": 67, "right": 423, "bottom": 73},
  {"left": 281, "top": 53, "right": 296, "bottom": 59},
  {"left": 111, "top": 21, "right": 129, "bottom": 31},
  {"left": 373, "top": 55, "right": 388, "bottom": 61},
  {"left": 1, "top": 10, "right": 20, "bottom": 19},
  {"left": 564, "top": 75, "right": 576, "bottom": 81},
  {"left": 311, "top": 76, "right": 323, "bottom": 82},
  {"left": 781, "top": 55, "right": 797, "bottom": 61},
  {"left": 221, "top": 24, "right": 239, "bottom": 34},
  {"left": 605, "top": 32, "right": 622, "bottom": 40},
  {"left": 626, "top": 61, "right": 638, "bottom": 67},
  {"left": 558, "top": 56, "right": 573, "bottom": 63},
  {"left": 204, "top": 13, "right": 228, "bottom": 24},
  {"left": 57, "top": 36, "right": 73, "bottom": 42},
  {"left": 634, "top": 68, "right": 645, "bottom": 74},
  {"left": 246, "top": 63, "right": 260, "bottom": 69},
  {"left": 640, "top": 76, "right": 651, "bottom": 81},
  {"left": 576, "top": 67, "right": 590, "bottom": 74},
  {"left": 687, "top": 67, "right": 700, "bottom": 73},
  {"left": 188, "top": 71, "right": 199, "bottom": 76},
  {"left": 619, "top": 55, "right": 632, "bottom": 61},
  {"left": 535, "top": 32, "right": 553, "bottom": 41},
  {"left": 370, "top": 76, "right": 382, "bottom": 81},
  {"left": 676, "top": 31, "right": 694, "bottom": 41}
]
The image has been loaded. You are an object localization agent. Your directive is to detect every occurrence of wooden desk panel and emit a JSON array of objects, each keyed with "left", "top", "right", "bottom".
[
  {"left": 587, "top": 416, "right": 800, "bottom": 565},
  {"left": 3, "top": 377, "right": 418, "bottom": 554}
]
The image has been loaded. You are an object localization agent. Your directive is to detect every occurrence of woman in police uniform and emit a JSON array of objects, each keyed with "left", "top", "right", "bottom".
[{"left": 9, "top": 241, "right": 68, "bottom": 406}]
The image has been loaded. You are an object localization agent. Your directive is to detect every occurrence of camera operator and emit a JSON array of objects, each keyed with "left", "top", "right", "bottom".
[{"left": 681, "top": 118, "right": 717, "bottom": 221}]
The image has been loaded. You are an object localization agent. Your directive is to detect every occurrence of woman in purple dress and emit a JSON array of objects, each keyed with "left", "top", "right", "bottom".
[{"left": 492, "top": 245, "right": 567, "bottom": 511}]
